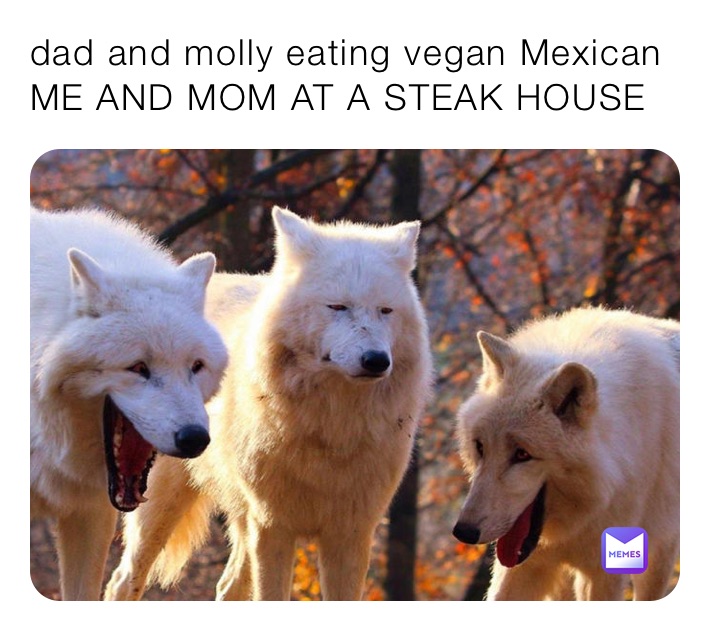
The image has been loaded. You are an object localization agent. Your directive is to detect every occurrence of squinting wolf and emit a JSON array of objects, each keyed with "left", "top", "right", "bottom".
[{"left": 105, "top": 207, "right": 433, "bottom": 600}]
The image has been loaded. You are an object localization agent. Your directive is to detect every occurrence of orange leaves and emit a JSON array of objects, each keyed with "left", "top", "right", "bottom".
[
  {"left": 364, "top": 585, "right": 385, "bottom": 601},
  {"left": 630, "top": 236, "right": 651, "bottom": 262},
  {"left": 518, "top": 169, "right": 536, "bottom": 184},
  {"left": 454, "top": 541, "right": 487, "bottom": 564},
  {"left": 583, "top": 275, "right": 599, "bottom": 299},
  {"left": 455, "top": 250, "right": 473, "bottom": 271},
  {"left": 437, "top": 361, "right": 474, "bottom": 389},
  {"left": 435, "top": 333, "right": 454, "bottom": 352},
  {"left": 413, "top": 540, "right": 488, "bottom": 599},
  {"left": 289, "top": 543, "right": 389, "bottom": 600},
  {"left": 504, "top": 230, "right": 530, "bottom": 253},
  {"left": 450, "top": 369, "right": 472, "bottom": 385},
  {"left": 213, "top": 172, "right": 228, "bottom": 189},
  {"left": 415, "top": 561, "right": 447, "bottom": 599},
  {"left": 292, "top": 543, "right": 321, "bottom": 600},
  {"left": 275, "top": 158, "right": 315, "bottom": 187},
  {"left": 441, "top": 243, "right": 473, "bottom": 271},
  {"left": 420, "top": 414, "right": 436, "bottom": 429},
  {"left": 156, "top": 151, "right": 179, "bottom": 175},
  {"left": 336, "top": 176, "right": 356, "bottom": 199}
]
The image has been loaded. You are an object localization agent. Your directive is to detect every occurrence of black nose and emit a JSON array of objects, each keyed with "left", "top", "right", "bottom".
[
  {"left": 452, "top": 522, "right": 481, "bottom": 545},
  {"left": 361, "top": 350, "right": 391, "bottom": 374},
  {"left": 174, "top": 425, "right": 210, "bottom": 458}
]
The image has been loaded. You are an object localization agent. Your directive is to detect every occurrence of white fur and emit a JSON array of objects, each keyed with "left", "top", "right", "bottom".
[
  {"left": 105, "top": 206, "right": 433, "bottom": 601},
  {"left": 455, "top": 307, "right": 679, "bottom": 600},
  {"left": 31, "top": 207, "right": 228, "bottom": 600}
]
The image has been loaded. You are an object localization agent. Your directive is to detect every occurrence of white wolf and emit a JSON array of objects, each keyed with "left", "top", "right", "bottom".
[
  {"left": 453, "top": 307, "right": 679, "bottom": 600},
  {"left": 104, "top": 206, "right": 432, "bottom": 601},
  {"left": 31, "top": 208, "right": 229, "bottom": 600}
]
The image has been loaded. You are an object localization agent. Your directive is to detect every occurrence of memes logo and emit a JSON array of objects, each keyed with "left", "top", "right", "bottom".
[{"left": 602, "top": 527, "right": 648, "bottom": 574}]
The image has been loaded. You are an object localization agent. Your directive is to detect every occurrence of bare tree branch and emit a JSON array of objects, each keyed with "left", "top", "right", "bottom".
[
  {"left": 32, "top": 183, "right": 206, "bottom": 199},
  {"left": 334, "top": 149, "right": 389, "bottom": 220},
  {"left": 434, "top": 218, "right": 512, "bottom": 330},
  {"left": 158, "top": 149, "right": 335, "bottom": 245},
  {"left": 601, "top": 149, "right": 656, "bottom": 306},
  {"left": 422, "top": 150, "right": 507, "bottom": 228},
  {"left": 175, "top": 150, "right": 221, "bottom": 196},
  {"left": 523, "top": 227, "right": 551, "bottom": 309}
]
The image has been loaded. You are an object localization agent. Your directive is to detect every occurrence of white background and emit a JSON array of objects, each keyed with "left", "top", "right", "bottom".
[{"left": 5, "top": 1, "right": 704, "bottom": 628}]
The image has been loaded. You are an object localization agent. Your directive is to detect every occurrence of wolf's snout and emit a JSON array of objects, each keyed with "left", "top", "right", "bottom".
[
  {"left": 452, "top": 521, "right": 481, "bottom": 545},
  {"left": 174, "top": 424, "right": 211, "bottom": 458},
  {"left": 361, "top": 350, "right": 391, "bottom": 375}
]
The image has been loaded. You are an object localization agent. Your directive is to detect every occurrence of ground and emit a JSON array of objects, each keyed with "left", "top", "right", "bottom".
[
  {"left": 30, "top": 516, "right": 230, "bottom": 601},
  {"left": 30, "top": 517, "right": 680, "bottom": 601}
]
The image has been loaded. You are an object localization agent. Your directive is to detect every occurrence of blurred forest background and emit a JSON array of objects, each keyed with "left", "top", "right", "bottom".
[{"left": 29, "top": 148, "right": 680, "bottom": 600}]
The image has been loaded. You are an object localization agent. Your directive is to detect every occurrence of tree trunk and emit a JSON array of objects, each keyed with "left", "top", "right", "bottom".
[
  {"left": 214, "top": 149, "right": 256, "bottom": 273},
  {"left": 385, "top": 149, "right": 422, "bottom": 601},
  {"left": 601, "top": 149, "right": 654, "bottom": 307},
  {"left": 462, "top": 544, "right": 494, "bottom": 600}
]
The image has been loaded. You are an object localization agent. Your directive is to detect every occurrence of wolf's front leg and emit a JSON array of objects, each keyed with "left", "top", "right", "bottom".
[
  {"left": 246, "top": 516, "right": 296, "bottom": 600},
  {"left": 487, "top": 556, "right": 566, "bottom": 601},
  {"left": 104, "top": 457, "right": 202, "bottom": 600},
  {"left": 574, "top": 570, "right": 626, "bottom": 600},
  {"left": 216, "top": 520, "right": 252, "bottom": 600},
  {"left": 56, "top": 502, "right": 117, "bottom": 600},
  {"left": 317, "top": 527, "right": 375, "bottom": 600},
  {"left": 103, "top": 508, "right": 166, "bottom": 601}
]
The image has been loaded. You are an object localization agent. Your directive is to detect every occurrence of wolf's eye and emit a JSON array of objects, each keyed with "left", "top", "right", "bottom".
[
  {"left": 128, "top": 361, "right": 150, "bottom": 379},
  {"left": 328, "top": 304, "right": 348, "bottom": 311},
  {"left": 380, "top": 307, "right": 393, "bottom": 315},
  {"left": 474, "top": 439, "right": 484, "bottom": 458},
  {"left": 513, "top": 448, "right": 532, "bottom": 463},
  {"left": 191, "top": 360, "right": 205, "bottom": 374}
]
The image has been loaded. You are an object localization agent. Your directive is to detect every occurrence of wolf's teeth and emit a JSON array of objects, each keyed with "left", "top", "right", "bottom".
[{"left": 134, "top": 483, "right": 148, "bottom": 504}]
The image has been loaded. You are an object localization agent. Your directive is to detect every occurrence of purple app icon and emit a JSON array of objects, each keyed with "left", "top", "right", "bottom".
[{"left": 602, "top": 527, "right": 648, "bottom": 574}]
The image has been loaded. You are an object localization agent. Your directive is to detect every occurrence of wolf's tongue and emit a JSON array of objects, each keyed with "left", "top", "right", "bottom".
[
  {"left": 496, "top": 499, "right": 535, "bottom": 568},
  {"left": 119, "top": 419, "right": 155, "bottom": 477}
]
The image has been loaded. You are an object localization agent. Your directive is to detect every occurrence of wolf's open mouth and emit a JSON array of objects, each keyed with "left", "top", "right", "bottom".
[
  {"left": 496, "top": 485, "right": 546, "bottom": 568},
  {"left": 103, "top": 396, "right": 157, "bottom": 512}
]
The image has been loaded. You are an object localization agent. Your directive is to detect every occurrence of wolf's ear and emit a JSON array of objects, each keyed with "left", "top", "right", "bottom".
[
  {"left": 272, "top": 206, "right": 320, "bottom": 263},
  {"left": 387, "top": 220, "right": 420, "bottom": 272},
  {"left": 179, "top": 252, "right": 216, "bottom": 310},
  {"left": 179, "top": 252, "right": 216, "bottom": 288},
  {"left": 542, "top": 362, "right": 597, "bottom": 427},
  {"left": 477, "top": 331, "right": 516, "bottom": 384},
  {"left": 68, "top": 248, "right": 110, "bottom": 314}
]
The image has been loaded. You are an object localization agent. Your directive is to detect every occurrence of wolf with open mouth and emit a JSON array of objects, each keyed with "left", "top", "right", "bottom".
[
  {"left": 103, "top": 207, "right": 433, "bottom": 602},
  {"left": 453, "top": 307, "right": 679, "bottom": 601},
  {"left": 30, "top": 207, "right": 228, "bottom": 600}
]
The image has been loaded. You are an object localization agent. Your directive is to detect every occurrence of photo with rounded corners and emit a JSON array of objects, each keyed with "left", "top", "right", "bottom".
[{"left": 30, "top": 148, "right": 680, "bottom": 601}]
